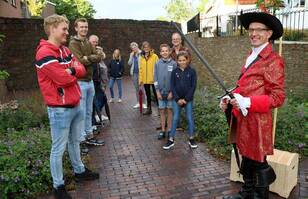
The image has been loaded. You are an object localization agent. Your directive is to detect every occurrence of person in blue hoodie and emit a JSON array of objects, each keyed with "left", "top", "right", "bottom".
[
  {"left": 154, "top": 44, "right": 177, "bottom": 140},
  {"left": 108, "top": 49, "right": 124, "bottom": 103},
  {"left": 163, "top": 51, "right": 197, "bottom": 150}
]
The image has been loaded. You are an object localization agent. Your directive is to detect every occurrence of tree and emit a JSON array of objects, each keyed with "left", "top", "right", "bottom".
[
  {"left": 21, "top": 0, "right": 46, "bottom": 17},
  {"left": 156, "top": 16, "right": 169, "bottom": 22},
  {"left": 196, "top": 0, "right": 209, "bottom": 13},
  {"left": 50, "top": 0, "right": 96, "bottom": 20},
  {"left": 164, "top": 0, "right": 196, "bottom": 23}
]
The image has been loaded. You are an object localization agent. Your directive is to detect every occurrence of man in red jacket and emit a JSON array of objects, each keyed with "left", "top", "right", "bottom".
[
  {"left": 35, "top": 14, "right": 100, "bottom": 199},
  {"left": 220, "top": 12, "right": 285, "bottom": 199}
]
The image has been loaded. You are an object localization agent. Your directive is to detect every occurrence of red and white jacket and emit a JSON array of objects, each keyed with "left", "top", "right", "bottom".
[
  {"left": 35, "top": 39, "right": 86, "bottom": 107},
  {"left": 232, "top": 44, "right": 285, "bottom": 162}
]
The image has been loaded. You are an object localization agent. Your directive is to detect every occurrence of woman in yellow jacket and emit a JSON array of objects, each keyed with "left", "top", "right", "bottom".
[{"left": 139, "top": 41, "right": 159, "bottom": 115}]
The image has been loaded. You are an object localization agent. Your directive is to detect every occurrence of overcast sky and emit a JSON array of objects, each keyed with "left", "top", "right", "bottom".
[{"left": 89, "top": 0, "right": 198, "bottom": 20}]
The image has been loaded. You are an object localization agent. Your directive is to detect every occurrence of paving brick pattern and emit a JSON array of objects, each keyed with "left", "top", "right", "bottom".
[{"left": 64, "top": 77, "right": 306, "bottom": 199}]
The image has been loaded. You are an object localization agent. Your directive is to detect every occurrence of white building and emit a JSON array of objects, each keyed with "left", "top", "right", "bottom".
[{"left": 198, "top": 0, "right": 308, "bottom": 37}]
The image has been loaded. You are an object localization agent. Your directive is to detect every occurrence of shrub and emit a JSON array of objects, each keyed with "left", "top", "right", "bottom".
[
  {"left": 191, "top": 88, "right": 232, "bottom": 159},
  {"left": 0, "top": 101, "right": 77, "bottom": 198},
  {"left": 274, "top": 99, "right": 307, "bottom": 156},
  {"left": 0, "top": 129, "right": 52, "bottom": 198},
  {"left": 0, "top": 108, "right": 44, "bottom": 134},
  {"left": 0, "top": 70, "right": 9, "bottom": 80},
  {"left": 284, "top": 29, "right": 306, "bottom": 41}
]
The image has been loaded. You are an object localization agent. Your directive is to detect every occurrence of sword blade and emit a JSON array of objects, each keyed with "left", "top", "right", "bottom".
[{"left": 171, "top": 21, "right": 231, "bottom": 95}]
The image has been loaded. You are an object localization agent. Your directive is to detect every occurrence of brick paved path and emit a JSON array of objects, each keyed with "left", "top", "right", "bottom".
[{"left": 67, "top": 77, "right": 306, "bottom": 199}]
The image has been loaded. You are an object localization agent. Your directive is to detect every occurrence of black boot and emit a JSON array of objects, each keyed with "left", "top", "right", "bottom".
[
  {"left": 143, "top": 107, "right": 152, "bottom": 115},
  {"left": 254, "top": 164, "right": 276, "bottom": 199},
  {"left": 223, "top": 158, "right": 254, "bottom": 199},
  {"left": 254, "top": 187, "right": 270, "bottom": 199},
  {"left": 53, "top": 185, "right": 72, "bottom": 199},
  {"left": 222, "top": 177, "right": 254, "bottom": 199},
  {"left": 75, "top": 167, "right": 99, "bottom": 182}
]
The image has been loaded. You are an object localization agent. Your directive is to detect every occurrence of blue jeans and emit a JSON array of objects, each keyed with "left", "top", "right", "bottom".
[
  {"left": 170, "top": 100, "right": 195, "bottom": 138},
  {"left": 78, "top": 81, "right": 95, "bottom": 140},
  {"left": 109, "top": 78, "right": 122, "bottom": 99},
  {"left": 47, "top": 106, "right": 85, "bottom": 188}
]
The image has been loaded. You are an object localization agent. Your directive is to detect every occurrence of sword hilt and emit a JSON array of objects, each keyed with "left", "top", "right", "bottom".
[{"left": 217, "top": 86, "right": 238, "bottom": 99}]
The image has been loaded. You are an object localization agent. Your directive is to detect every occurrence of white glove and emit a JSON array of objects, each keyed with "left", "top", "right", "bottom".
[
  {"left": 219, "top": 95, "right": 231, "bottom": 110},
  {"left": 234, "top": 93, "right": 251, "bottom": 117}
]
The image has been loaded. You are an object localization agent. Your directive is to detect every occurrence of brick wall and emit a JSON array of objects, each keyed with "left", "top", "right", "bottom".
[
  {"left": 0, "top": 0, "right": 23, "bottom": 18},
  {"left": 0, "top": 17, "right": 177, "bottom": 90},
  {"left": 187, "top": 33, "right": 308, "bottom": 98},
  {"left": 1, "top": 17, "right": 307, "bottom": 98}
]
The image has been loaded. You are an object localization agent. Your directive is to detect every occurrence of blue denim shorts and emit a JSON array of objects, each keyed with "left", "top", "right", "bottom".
[{"left": 158, "top": 99, "right": 173, "bottom": 109}]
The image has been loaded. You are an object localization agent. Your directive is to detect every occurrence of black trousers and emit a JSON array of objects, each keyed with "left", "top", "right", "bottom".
[{"left": 144, "top": 84, "right": 158, "bottom": 108}]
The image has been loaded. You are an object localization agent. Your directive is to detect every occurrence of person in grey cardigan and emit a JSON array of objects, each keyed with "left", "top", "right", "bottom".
[
  {"left": 154, "top": 44, "right": 177, "bottom": 140},
  {"left": 128, "top": 42, "right": 146, "bottom": 109}
]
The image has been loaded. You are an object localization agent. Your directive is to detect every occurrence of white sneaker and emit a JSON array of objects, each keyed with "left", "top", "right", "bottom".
[
  {"left": 133, "top": 104, "right": 140, "bottom": 109},
  {"left": 109, "top": 98, "right": 114, "bottom": 103},
  {"left": 118, "top": 99, "right": 122, "bottom": 103},
  {"left": 101, "top": 114, "right": 109, "bottom": 121},
  {"left": 94, "top": 114, "right": 100, "bottom": 123},
  {"left": 142, "top": 104, "right": 147, "bottom": 109}
]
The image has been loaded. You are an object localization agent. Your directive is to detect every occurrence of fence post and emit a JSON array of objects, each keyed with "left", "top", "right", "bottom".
[
  {"left": 216, "top": 15, "right": 219, "bottom": 37},
  {"left": 240, "top": 10, "right": 243, "bottom": 36},
  {"left": 198, "top": 13, "right": 202, "bottom": 38}
]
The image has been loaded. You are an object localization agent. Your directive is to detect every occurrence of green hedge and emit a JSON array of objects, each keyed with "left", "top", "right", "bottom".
[
  {"left": 189, "top": 88, "right": 307, "bottom": 159},
  {"left": 0, "top": 107, "right": 73, "bottom": 199}
]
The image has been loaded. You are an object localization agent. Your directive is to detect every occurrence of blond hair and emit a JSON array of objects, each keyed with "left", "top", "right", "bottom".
[
  {"left": 44, "top": 14, "right": 69, "bottom": 36},
  {"left": 130, "top": 42, "right": 138, "bottom": 48},
  {"left": 113, "top": 49, "right": 121, "bottom": 60},
  {"left": 159, "top": 43, "right": 170, "bottom": 51}
]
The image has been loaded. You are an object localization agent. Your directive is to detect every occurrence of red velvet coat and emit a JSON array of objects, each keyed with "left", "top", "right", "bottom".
[{"left": 233, "top": 44, "right": 285, "bottom": 162}]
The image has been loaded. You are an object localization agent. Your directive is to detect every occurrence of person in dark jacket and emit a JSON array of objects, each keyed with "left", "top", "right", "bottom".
[
  {"left": 163, "top": 51, "right": 198, "bottom": 150},
  {"left": 108, "top": 49, "right": 124, "bottom": 102}
]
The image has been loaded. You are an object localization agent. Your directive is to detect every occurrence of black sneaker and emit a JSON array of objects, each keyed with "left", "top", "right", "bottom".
[
  {"left": 163, "top": 139, "right": 174, "bottom": 150},
  {"left": 158, "top": 131, "right": 166, "bottom": 140},
  {"left": 75, "top": 167, "right": 99, "bottom": 182},
  {"left": 189, "top": 138, "right": 198, "bottom": 149},
  {"left": 143, "top": 108, "right": 152, "bottom": 115},
  {"left": 85, "top": 138, "right": 105, "bottom": 146},
  {"left": 53, "top": 185, "right": 72, "bottom": 199},
  {"left": 93, "top": 126, "right": 102, "bottom": 135}
]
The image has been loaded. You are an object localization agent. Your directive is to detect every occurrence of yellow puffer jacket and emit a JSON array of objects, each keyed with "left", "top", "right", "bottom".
[{"left": 139, "top": 51, "right": 159, "bottom": 84}]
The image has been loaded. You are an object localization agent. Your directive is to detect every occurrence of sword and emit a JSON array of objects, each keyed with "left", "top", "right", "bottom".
[{"left": 171, "top": 21, "right": 241, "bottom": 170}]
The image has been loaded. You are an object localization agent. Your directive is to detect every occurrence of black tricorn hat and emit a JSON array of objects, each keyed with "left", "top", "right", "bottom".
[{"left": 239, "top": 12, "right": 283, "bottom": 40}]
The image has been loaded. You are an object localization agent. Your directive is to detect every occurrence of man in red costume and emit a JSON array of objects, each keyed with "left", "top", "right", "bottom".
[{"left": 220, "top": 12, "right": 285, "bottom": 199}]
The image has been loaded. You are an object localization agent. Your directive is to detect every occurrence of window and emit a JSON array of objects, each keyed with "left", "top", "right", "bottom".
[{"left": 292, "top": 0, "right": 306, "bottom": 7}]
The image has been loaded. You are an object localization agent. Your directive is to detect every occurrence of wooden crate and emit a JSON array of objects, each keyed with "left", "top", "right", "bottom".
[{"left": 230, "top": 149, "right": 299, "bottom": 198}]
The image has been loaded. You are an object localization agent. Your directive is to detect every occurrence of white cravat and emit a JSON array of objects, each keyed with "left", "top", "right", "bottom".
[{"left": 244, "top": 42, "right": 269, "bottom": 68}]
